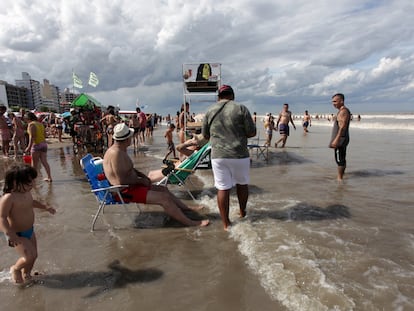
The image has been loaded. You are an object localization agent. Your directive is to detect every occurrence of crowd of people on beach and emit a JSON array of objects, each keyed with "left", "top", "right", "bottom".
[{"left": 0, "top": 89, "right": 352, "bottom": 286}]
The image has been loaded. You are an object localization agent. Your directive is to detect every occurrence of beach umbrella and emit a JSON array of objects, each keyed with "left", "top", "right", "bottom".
[{"left": 61, "top": 111, "right": 72, "bottom": 118}]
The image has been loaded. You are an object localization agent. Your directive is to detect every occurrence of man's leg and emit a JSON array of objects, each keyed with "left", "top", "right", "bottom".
[
  {"left": 217, "top": 189, "right": 231, "bottom": 230},
  {"left": 146, "top": 188, "right": 208, "bottom": 227},
  {"left": 337, "top": 166, "right": 345, "bottom": 181},
  {"left": 336, "top": 147, "right": 347, "bottom": 181},
  {"left": 236, "top": 184, "right": 248, "bottom": 217}
]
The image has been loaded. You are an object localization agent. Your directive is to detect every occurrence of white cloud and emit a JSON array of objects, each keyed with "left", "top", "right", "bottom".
[{"left": 1, "top": 0, "right": 414, "bottom": 113}]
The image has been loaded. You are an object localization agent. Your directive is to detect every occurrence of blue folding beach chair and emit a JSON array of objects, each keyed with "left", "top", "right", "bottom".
[
  {"left": 80, "top": 154, "right": 141, "bottom": 231},
  {"left": 156, "top": 143, "right": 211, "bottom": 201}
]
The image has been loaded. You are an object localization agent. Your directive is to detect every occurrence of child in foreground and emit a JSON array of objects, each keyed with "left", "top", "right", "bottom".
[{"left": 0, "top": 164, "right": 56, "bottom": 284}]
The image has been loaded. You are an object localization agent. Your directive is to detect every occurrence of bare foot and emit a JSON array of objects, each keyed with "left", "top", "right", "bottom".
[
  {"left": 44, "top": 178, "right": 52, "bottom": 182},
  {"left": 224, "top": 224, "right": 232, "bottom": 232},
  {"left": 198, "top": 219, "right": 210, "bottom": 227},
  {"left": 188, "top": 205, "right": 204, "bottom": 211},
  {"left": 10, "top": 266, "right": 24, "bottom": 284},
  {"left": 23, "top": 273, "right": 34, "bottom": 284},
  {"left": 239, "top": 209, "right": 246, "bottom": 218}
]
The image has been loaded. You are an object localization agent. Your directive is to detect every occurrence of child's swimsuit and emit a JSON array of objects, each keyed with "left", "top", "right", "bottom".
[
  {"left": 16, "top": 226, "right": 34, "bottom": 239},
  {"left": 5, "top": 226, "right": 34, "bottom": 247}
]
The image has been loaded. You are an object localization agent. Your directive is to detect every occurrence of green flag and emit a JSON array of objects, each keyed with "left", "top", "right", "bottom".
[
  {"left": 72, "top": 72, "right": 83, "bottom": 89},
  {"left": 88, "top": 72, "right": 99, "bottom": 87}
]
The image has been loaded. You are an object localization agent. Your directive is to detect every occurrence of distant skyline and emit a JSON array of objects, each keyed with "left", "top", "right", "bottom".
[{"left": 1, "top": 1, "right": 414, "bottom": 115}]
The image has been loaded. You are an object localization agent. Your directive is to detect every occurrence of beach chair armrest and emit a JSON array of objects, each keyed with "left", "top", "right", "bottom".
[
  {"left": 174, "top": 168, "right": 194, "bottom": 173},
  {"left": 91, "top": 184, "right": 129, "bottom": 193}
]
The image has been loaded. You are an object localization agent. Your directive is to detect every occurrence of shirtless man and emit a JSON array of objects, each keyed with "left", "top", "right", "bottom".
[
  {"left": 275, "top": 103, "right": 296, "bottom": 148},
  {"left": 128, "top": 114, "right": 140, "bottom": 150},
  {"left": 103, "top": 123, "right": 209, "bottom": 227},
  {"left": 100, "top": 106, "right": 119, "bottom": 148},
  {"left": 302, "top": 110, "right": 311, "bottom": 133}
]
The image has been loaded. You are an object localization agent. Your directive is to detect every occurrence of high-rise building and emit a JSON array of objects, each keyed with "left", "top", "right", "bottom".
[
  {"left": 0, "top": 80, "right": 29, "bottom": 109},
  {"left": 15, "top": 72, "right": 42, "bottom": 110},
  {"left": 59, "top": 88, "right": 79, "bottom": 112},
  {"left": 42, "top": 79, "right": 60, "bottom": 111}
]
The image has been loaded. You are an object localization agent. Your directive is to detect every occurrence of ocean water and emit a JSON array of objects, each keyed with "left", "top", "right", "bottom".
[{"left": 0, "top": 113, "right": 413, "bottom": 310}]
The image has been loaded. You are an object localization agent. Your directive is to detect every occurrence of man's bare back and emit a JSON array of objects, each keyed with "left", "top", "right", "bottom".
[{"left": 103, "top": 145, "right": 150, "bottom": 187}]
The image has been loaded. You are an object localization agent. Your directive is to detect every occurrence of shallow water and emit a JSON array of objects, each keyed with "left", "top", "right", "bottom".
[{"left": 1, "top": 115, "right": 414, "bottom": 310}]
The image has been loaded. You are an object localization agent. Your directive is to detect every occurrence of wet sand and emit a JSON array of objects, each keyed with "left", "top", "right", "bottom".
[{"left": 0, "top": 132, "right": 286, "bottom": 310}]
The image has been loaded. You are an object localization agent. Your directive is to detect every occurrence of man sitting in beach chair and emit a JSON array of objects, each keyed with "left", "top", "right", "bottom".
[{"left": 103, "top": 123, "right": 209, "bottom": 227}]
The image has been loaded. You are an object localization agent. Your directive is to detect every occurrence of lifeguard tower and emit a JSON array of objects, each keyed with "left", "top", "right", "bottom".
[{"left": 182, "top": 63, "right": 221, "bottom": 132}]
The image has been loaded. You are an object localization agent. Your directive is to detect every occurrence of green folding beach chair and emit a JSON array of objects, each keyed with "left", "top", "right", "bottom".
[{"left": 156, "top": 143, "right": 211, "bottom": 201}]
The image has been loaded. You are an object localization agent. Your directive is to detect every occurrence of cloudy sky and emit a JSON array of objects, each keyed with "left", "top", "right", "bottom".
[{"left": 1, "top": 0, "right": 414, "bottom": 115}]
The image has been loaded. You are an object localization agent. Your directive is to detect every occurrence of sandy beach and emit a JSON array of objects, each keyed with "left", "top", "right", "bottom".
[{"left": 0, "top": 131, "right": 286, "bottom": 311}]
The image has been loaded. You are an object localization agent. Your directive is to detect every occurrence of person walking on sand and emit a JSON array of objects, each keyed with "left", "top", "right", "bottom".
[
  {"left": 136, "top": 107, "right": 147, "bottom": 144},
  {"left": 274, "top": 103, "right": 296, "bottom": 148},
  {"left": 302, "top": 110, "right": 311, "bottom": 133},
  {"left": 25, "top": 112, "right": 52, "bottom": 182},
  {"left": 202, "top": 85, "right": 256, "bottom": 231},
  {"left": 329, "top": 93, "right": 351, "bottom": 181},
  {"left": 11, "top": 112, "right": 26, "bottom": 158},
  {"left": 264, "top": 113, "right": 275, "bottom": 146},
  {"left": 163, "top": 123, "right": 177, "bottom": 161},
  {"left": 100, "top": 106, "right": 119, "bottom": 148},
  {"left": 103, "top": 123, "right": 209, "bottom": 227},
  {"left": 0, "top": 105, "right": 11, "bottom": 158},
  {"left": 128, "top": 114, "right": 140, "bottom": 150},
  {"left": 0, "top": 164, "right": 56, "bottom": 284}
]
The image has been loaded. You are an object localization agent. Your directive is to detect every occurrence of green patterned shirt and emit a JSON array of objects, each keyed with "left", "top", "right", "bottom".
[{"left": 202, "top": 99, "right": 256, "bottom": 159}]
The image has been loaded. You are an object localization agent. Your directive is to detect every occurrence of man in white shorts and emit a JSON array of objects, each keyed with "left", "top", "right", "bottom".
[{"left": 202, "top": 85, "right": 256, "bottom": 230}]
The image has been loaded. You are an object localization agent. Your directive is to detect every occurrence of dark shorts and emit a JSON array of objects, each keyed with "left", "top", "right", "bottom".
[
  {"left": 140, "top": 127, "right": 146, "bottom": 133},
  {"left": 167, "top": 142, "right": 175, "bottom": 152},
  {"left": 334, "top": 146, "right": 348, "bottom": 167},
  {"left": 134, "top": 127, "right": 140, "bottom": 134},
  {"left": 303, "top": 121, "right": 309, "bottom": 128},
  {"left": 119, "top": 185, "right": 150, "bottom": 203},
  {"left": 279, "top": 124, "right": 289, "bottom": 136}
]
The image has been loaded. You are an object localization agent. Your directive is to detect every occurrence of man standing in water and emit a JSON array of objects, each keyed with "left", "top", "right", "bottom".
[
  {"left": 302, "top": 110, "right": 311, "bottom": 133},
  {"left": 329, "top": 93, "right": 351, "bottom": 181},
  {"left": 202, "top": 85, "right": 256, "bottom": 230},
  {"left": 274, "top": 103, "right": 296, "bottom": 148}
]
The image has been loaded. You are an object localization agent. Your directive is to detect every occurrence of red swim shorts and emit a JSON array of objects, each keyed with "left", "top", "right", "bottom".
[{"left": 119, "top": 185, "right": 149, "bottom": 204}]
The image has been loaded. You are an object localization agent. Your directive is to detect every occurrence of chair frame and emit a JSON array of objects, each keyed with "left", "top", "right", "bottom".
[
  {"left": 156, "top": 143, "right": 211, "bottom": 201},
  {"left": 248, "top": 134, "right": 269, "bottom": 162},
  {"left": 81, "top": 154, "right": 141, "bottom": 231}
]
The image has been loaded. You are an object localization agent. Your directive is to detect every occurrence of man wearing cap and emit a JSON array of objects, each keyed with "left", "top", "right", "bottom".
[
  {"left": 202, "top": 85, "right": 256, "bottom": 230},
  {"left": 103, "top": 123, "right": 209, "bottom": 227}
]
